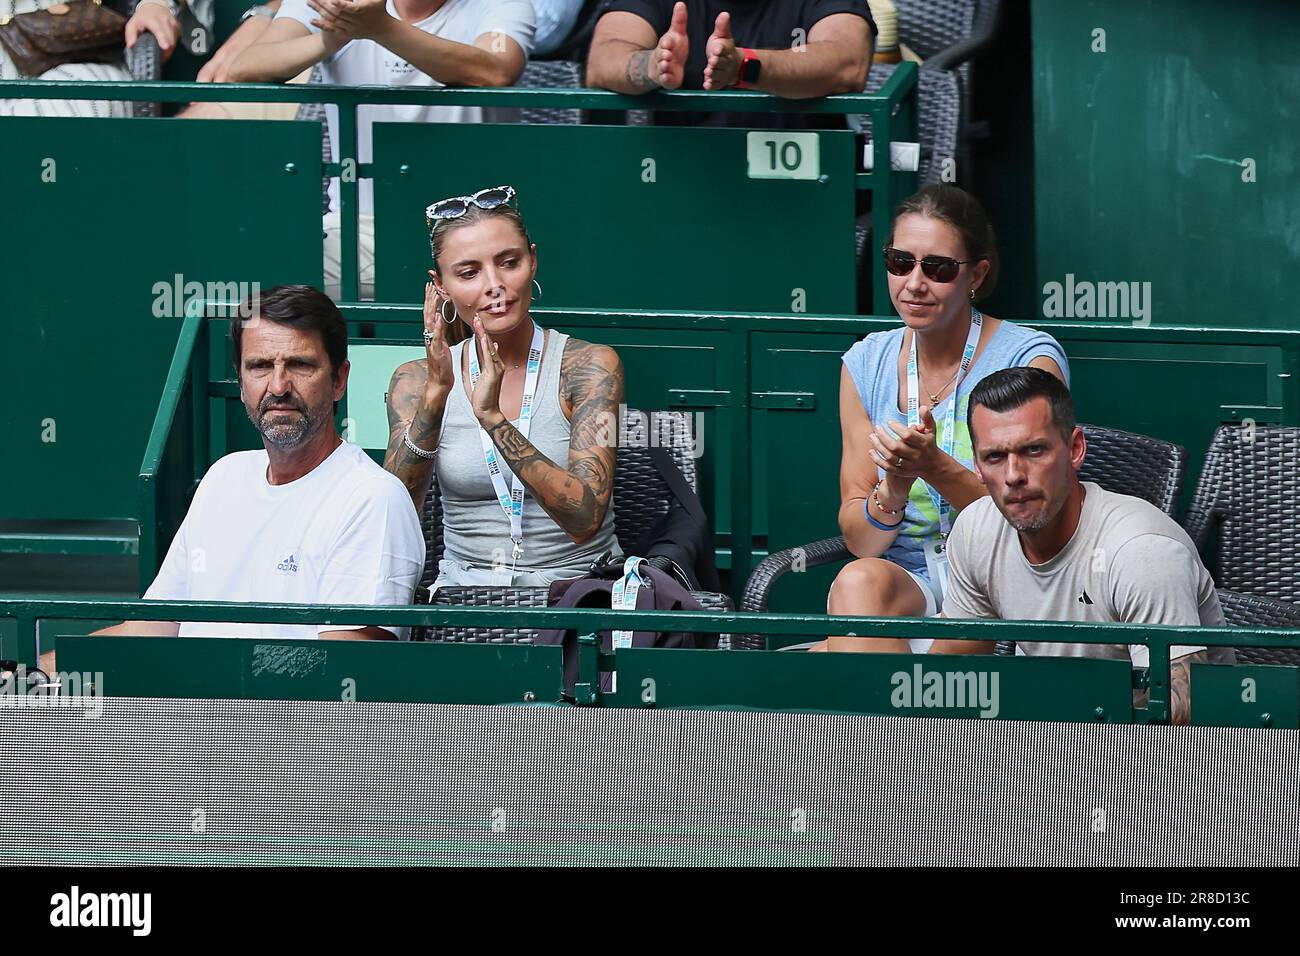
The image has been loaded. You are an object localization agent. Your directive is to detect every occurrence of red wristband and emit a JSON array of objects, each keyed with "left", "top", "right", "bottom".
[{"left": 735, "top": 47, "right": 760, "bottom": 89}]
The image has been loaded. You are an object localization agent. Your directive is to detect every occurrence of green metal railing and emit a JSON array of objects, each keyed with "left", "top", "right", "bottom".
[
  {"left": 5, "top": 597, "right": 1300, "bottom": 725},
  {"left": 0, "top": 66, "right": 918, "bottom": 310}
]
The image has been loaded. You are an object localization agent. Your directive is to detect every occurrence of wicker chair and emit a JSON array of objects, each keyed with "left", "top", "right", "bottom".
[
  {"left": 852, "top": 63, "right": 961, "bottom": 189},
  {"left": 414, "top": 409, "right": 733, "bottom": 644},
  {"left": 1184, "top": 425, "right": 1300, "bottom": 605},
  {"left": 740, "top": 424, "right": 1188, "bottom": 648},
  {"left": 1217, "top": 589, "right": 1300, "bottom": 666},
  {"left": 122, "top": 31, "right": 163, "bottom": 118},
  {"left": 291, "top": 68, "right": 334, "bottom": 216},
  {"left": 893, "top": 0, "right": 1002, "bottom": 176},
  {"left": 424, "top": 585, "right": 732, "bottom": 647},
  {"left": 515, "top": 59, "right": 584, "bottom": 125}
]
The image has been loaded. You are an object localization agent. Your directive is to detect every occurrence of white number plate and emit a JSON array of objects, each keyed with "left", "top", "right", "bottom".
[{"left": 746, "top": 131, "right": 820, "bottom": 181}]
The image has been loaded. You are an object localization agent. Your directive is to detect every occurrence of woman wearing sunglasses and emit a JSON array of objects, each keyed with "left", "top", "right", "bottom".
[
  {"left": 383, "top": 186, "right": 624, "bottom": 591},
  {"left": 824, "top": 184, "right": 1070, "bottom": 652}
]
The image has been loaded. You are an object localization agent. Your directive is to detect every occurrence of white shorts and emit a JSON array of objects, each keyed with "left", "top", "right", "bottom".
[
  {"left": 816, "top": 562, "right": 943, "bottom": 653},
  {"left": 899, "top": 566, "right": 943, "bottom": 617}
]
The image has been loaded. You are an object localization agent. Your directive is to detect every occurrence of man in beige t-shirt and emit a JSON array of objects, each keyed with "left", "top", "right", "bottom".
[{"left": 930, "top": 367, "right": 1230, "bottom": 724}]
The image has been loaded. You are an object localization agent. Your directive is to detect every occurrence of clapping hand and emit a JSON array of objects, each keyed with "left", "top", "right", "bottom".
[
  {"left": 421, "top": 277, "right": 455, "bottom": 404},
  {"left": 469, "top": 315, "right": 507, "bottom": 429},
  {"left": 702, "top": 11, "right": 742, "bottom": 90}
]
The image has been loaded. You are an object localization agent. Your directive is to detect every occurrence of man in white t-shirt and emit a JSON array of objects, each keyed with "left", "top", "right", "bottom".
[
  {"left": 227, "top": 0, "right": 536, "bottom": 298},
  {"left": 930, "top": 367, "right": 1230, "bottom": 725},
  {"left": 59, "top": 285, "right": 424, "bottom": 657}
]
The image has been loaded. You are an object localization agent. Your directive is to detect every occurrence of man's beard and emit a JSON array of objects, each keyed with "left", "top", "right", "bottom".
[
  {"left": 1006, "top": 509, "right": 1054, "bottom": 533},
  {"left": 248, "top": 395, "right": 329, "bottom": 450},
  {"left": 1003, "top": 495, "right": 1056, "bottom": 533}
]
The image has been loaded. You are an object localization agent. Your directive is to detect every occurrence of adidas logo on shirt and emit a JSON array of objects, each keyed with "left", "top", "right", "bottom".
[
  {"left": 1077, "top": 589, "right": 1094, "bottom": 606},
  {"left": 277, "top": 553, "right": 299, "bottom": 574}
]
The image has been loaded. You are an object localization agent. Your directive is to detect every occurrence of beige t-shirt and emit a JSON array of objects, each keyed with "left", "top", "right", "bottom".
[{"left": 941, "top": 482, "right": 1227, "bottom": 666}]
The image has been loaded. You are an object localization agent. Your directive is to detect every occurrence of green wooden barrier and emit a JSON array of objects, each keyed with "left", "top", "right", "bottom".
[
  {"left": 1031, "top": 0, "right": 1300, "bottom": 331},
  {"left": 57, "top": 634, "right": 566, "bottom": 705},
  {"left": 0, "top": 113, "right": 322, "bottom": 556},
  {"left": 8, "top": 596, "right": 1300, "bottom": 725},
  {"left": 371, "top": 122, "right": 859, "bottom": 312},
  {"left": 0, "top": 76, "right": 917, "bottom": 309},
  {"left": 606, "top": 647, "right": 1134, "bottom": 723},
  {"left": 1190, "top": 662, "right": 1300, "bottom": 729}
]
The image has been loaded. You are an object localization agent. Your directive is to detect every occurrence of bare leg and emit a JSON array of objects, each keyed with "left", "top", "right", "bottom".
[{"left": 821, "top": 557, "right": 929, "bottom": 653}]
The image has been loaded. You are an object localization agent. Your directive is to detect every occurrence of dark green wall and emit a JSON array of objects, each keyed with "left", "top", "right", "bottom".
[
  {"left": 1031, "top": 0, "right": 1300, "bottom": 329},
  {"left": 0, "top": 117, "right": 322, "bottom": 523}
]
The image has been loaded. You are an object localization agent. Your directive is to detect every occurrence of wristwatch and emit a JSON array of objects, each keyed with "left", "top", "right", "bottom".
[
  {"left": 734, "top": 47, "right": 762, "bottom": 89},
  {"left": 240, "top": 3, "right": 276, "bottom": 22}
]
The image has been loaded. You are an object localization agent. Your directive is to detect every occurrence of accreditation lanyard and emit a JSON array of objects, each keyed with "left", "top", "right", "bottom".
[
  {"left": 905, "top": 307, "right": 982, "bottom": 545},
  {"left": 610, "top": 556, "right": 649, "bottom": 651},
  {"left": 468, "top": 322, "right": 545, "bottom": 564}
]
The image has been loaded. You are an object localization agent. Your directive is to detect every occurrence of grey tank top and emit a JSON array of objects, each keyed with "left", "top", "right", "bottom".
[{"left": 436, "top": 329, "right": 620, "bottom": 573}]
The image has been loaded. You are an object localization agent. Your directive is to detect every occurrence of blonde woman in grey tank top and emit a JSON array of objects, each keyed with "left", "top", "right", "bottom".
[{"left": 383, "top": 186, "right": 623, "bottom": 591}]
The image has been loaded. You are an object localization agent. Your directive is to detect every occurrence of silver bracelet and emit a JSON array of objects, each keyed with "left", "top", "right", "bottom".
[{"left": 402, "top": 423, "right": 437, "bottom": 460}]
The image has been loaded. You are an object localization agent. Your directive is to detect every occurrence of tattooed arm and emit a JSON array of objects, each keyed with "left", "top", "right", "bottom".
[
  {"left": 383, "top": 360, "right": 447, "bottom": 512},
  {"left": 586, "top": 4, "right": 687, "bottom": 94},
  {"left": 1169, "top": 651, "right": 1206, "bottom": 726},
  {"left": 476, "top": 335, "right": 623, "bottom": 545},
  {"left": 383, "top": 282, "right": 455, "bottom": 513}
]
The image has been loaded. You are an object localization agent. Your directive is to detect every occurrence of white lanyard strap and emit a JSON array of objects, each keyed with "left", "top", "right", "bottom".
[
  {"left": 468, "top": 321, "right": 545, "bottom": 562},
  {"left": 611, "top": 556, "right": 648, "bottom": 651},
  {"left": 905, "top": 307, "right": 983, "bottom": 537}
]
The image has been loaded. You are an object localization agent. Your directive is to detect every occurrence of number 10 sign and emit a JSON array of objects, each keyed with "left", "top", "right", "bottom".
[{"left": 746, "top": 131, "right": 821, "bottom": 181}]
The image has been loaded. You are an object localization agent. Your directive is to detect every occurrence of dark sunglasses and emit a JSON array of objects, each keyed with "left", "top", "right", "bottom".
[
  {"left": 425, "top": 185, "right": 516, "bottom": 224},
  {"left": 883, "top": 246, "right": 985, "bottom": 283}
]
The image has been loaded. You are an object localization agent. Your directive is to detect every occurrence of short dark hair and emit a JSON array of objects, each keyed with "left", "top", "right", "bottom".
[
  {"left": 230, "top": 284, "right": 347, "bottom": 377},
  {"left": 968, "top": 367, "right": 1075, "bottom": 445}
]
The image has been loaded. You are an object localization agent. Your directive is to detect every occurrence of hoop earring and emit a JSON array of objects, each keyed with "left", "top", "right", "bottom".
[
  {"left": 439, "top": 298, "right": 458, "bottom": 325},
  {"left": 970, "top": 288, "right": 977, "bottom": 301},
  {"left": 532, "top": 278, "right": 543, "bottom": 300}
]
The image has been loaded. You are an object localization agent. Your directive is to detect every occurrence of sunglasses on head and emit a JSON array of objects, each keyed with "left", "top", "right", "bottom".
[
  {"left": 883, "top": 246, "right": 984, "bottom": 283},
  {"left": 425, "top": 185, "right": 516, "bottom": 224}
]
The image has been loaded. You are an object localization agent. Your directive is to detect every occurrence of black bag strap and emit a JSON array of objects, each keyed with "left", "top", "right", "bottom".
[
  {"left": 647, "top": 447, "right": 708, "bottom": 527},
  {"left": 636, "top": 447, "right": 721, "bottom": 593}
]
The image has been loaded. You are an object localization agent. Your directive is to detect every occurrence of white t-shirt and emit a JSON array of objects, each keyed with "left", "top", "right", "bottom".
[
  {"left": 144, "top": 441, "right": 425, "bottom": 640},
  {"left": 941, "top": 482, "right": 1228, "bottom": 667},
  {"left": 276, "top": 0, "right": 536, "bottom": 214}
]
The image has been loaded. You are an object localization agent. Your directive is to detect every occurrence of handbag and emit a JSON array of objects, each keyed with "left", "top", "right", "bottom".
[{"left": 0, "top": 0, "right": 127, "bottom": 78}]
